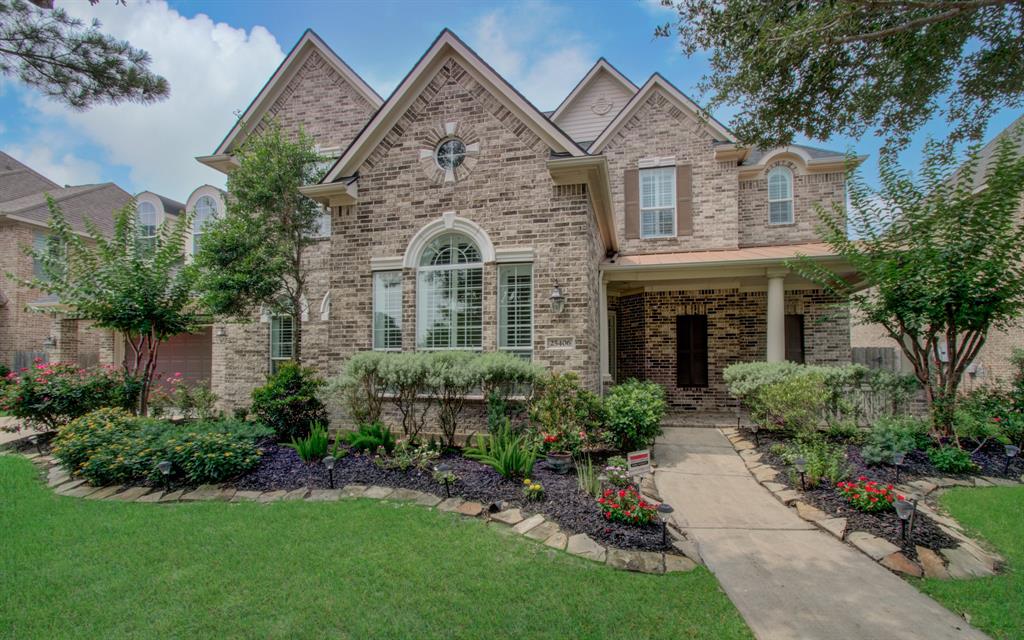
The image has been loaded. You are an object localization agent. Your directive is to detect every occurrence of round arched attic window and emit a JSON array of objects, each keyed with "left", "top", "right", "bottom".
[{"left": 435, "top": 138, "right": 467, "bottom": 170}]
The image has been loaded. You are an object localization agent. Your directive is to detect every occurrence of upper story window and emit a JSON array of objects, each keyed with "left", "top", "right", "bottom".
[
  {"left": 640, "top": 166, "right": 676, "bottom": 238},
  {"left": 436, "top": 139, "right": 466, "bottom": 170},
  {"left": 192, "top": 195, "right": 217, "bottom": 253},
  {"left": 768, "top": 166, "right": 794, "bottom": 225},
  {"left": 416, "top": 232, "right": 482, "bottom": 350},
  {"left": 137, "top": 201, "right": 157, "bottom": 251},
  {"left": 311, "top": 206, "right": 332, "bottom": 238}
]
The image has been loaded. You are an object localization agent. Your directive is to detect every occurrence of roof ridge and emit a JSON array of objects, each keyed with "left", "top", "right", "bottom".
[{"left": 3, "top": 183, "right": 110, "bottom": 213}]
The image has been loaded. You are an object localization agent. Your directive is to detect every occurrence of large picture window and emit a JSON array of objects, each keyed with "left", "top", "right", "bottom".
[
  {"left": 270, "top": 314, "right": 294, "bottom": 374},
  {"left": 373, "top": 271, "right": 402, "bottom": 350},
  {"left": 640, "top": 166, "right": 676, "bottom": 238},
  {"left": 498, "top": 263, "right": 533, "bottom": 359},
  {"left": 416, "top": 233, "right": 483, "bottom": 350},
  {"left": 768, "top": 166, "right": 794, "bottom": 225}
]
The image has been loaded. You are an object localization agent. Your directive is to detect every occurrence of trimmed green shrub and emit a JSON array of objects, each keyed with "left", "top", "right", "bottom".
[
  {"left": 284, "top": 423, "right": 329, "bottom": 462},
  {"left": 338, "top": 352, "right": 388, "bottom": 425},
  {"left": 529, "top": 372, "right": 603, "bottom": 455},
  {"left": 473, "top": 351, "right": 543, "bottom": 404},
  {"left": 465, "top": 418, "right": 538, "bottom": 479},
  {"left": 603, "top": 379, "right": 667, "bottom": 452},
  {"left": 756, "top": 370, "right": 828, "bottom": 433},
  {"left": 1, "top": 363, "right": 142, "bottom": 430},
  {"left": 927, "top": 446, "right": 977, "bottom": 473},
  {"left": 345, "top": 421, "right": 396, "bottom": 454},
  {"left": 378, "top": 352, "right": 432, "bottom": 439},
  {"left": 251, "top": 362, "right": 327, "bottom": 441},
  {"left": 428, "top": 351, "right": 481, "bottom": 448},
  {"left": 861, "top": 415, "right": 930, "bottom": 465}
]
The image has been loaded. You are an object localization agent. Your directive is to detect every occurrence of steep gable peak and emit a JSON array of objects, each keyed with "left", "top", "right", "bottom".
[{"left": 551, "top": 58, "right": 637, "bottom": 121}]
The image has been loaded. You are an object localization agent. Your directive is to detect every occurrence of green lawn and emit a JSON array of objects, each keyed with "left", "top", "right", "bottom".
[
  {"left": 0, "top": 456, "right": 750, "bottom": 639},
  {"left": 915, "top": 486, "right": 1024, "bottom": 640}
]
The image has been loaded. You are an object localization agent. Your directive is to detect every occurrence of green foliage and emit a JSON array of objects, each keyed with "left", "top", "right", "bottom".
[
  {"left": 529, "top": 372, "right": 604, "bottom": 455},
  {"left": 824, "top": 419, "right": 864, "bottom": 444},
  {"left": 334, "top": 351, "right": 388, "bottom": 426},
  {"left": 464, "top": 419, "right": 538, "bottom": 479},
  {"left": 657, "top": 1, "right": 1024, "bottom": 148},
  {"left": 345, "top": 421, "right": 396, "bottom": 455},
  {"left": 427, "top": 351, "right": 481, "bottom": 448},
  {"left": 598, "top": 487, "right": 658, "bottom": 527},
  {"left": 778, "top": 434, "right": 850, "bottom": 488},
  {"left": 522, "top": 477, "right": 545, "bottom": 501},
  {"left": 723, "top": 361, "right": 804, "bottom": 402},
  {"left": 790, "top": 130, "right": 1024, "bottom": 435},
  {"left": 603, "top": 379, "right": 666, "bottom": 452},
  {"left": 861, "top": 415, "right": 931, "bottom": 465},
  {"left": 1011, "top": 348, "right": 1024, "bottom": 410},
  {"left": 473, "top": 351, "right": 543, "bottom": 405},
  {"left": 928, "top": 446, "right": 978, "bottom": 473},
  {"left": 575, "top": 455, "right": 601, "bottom": 498},
  {"left": 756, "top": 370, "right": 828, "bottom": 434},
  {"left": 836, "top": 478, "right": 898, "bottom": 513},
  {"left": 0, "top": 362, "right": 141, "bottom": 430},
  {"left": 377, "top": 352, "right": 432, "bottom": 440},
  {"left": 51, "top": 408, "right": 270, "bottom": 485},
  {"left": 375, "top": 440, "right": 440, "bottom": 471},
  {"left": 250, "top": 362, "right": 327, "bottom": 442},
  {"left": 283, "top": 423, "right": 329, "bottom": 463},
  {"left": 604, "top": 456, "right": 630, "bottom": 487},
  {"left": 148, "top": 375, "right": 219, "bottom": 420},
  {"left": 486, "top": 390, "right": 508, "bottom": 433}
]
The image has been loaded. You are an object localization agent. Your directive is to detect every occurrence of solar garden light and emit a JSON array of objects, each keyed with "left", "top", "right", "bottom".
[
  {"left": 894, "top": 498, "right": 917, "bottom": 541},
  {"left": 323, "top": 455, "right": 336, "bottom": 489},
  {"left": 794, "top": 456, "right": 807, "bottom": 491},
  {"left": 1005, "top": 444, "right": 1020, "bottom": 474},
  {"left": 657, "top": 503, "right": 674, "bottom": 548},
  {"left": 892, "top": 451, "right": 906, "bottom": 483},
  {"left": 27, "top": 434, "right": 42, "bottom": 455},
  {"left": 436, "top": 462, "right": 453, "bottom": 498},
  {"left": 751, "top": 422, "right": 760, "bottom": 447},
  {"left": 157, "top": 460, "right": 172, "bottom": 491}
]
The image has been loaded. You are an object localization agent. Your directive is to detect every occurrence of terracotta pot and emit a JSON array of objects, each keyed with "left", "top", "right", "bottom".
[{"left": 545, "top": 451, "right": 573, "bottom": 474}]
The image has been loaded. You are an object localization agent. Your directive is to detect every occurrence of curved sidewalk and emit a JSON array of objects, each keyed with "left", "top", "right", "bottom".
[{"left": 654, "top": 427, "right": 988, "bottom": 640}]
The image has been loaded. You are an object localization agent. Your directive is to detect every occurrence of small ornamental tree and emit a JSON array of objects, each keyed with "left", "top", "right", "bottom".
[
  {"left": 192, "top": 122, "right": 325, "bottom": 363},
  {"left": 790, "top": 129, "right": 1024, "bottom": 437},
  {"left": 9, "top": 197, "right": 199, "bottom": 415}
]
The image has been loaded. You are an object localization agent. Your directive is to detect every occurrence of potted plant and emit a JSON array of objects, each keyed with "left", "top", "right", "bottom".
[
  {"left": 529, "top": 372, "right": 599, "bottom": 474},
  {"left": 540, "top": 429, "right": 584, "bottom": 474}
]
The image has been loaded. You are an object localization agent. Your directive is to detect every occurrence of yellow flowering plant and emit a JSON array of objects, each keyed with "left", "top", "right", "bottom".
[{"left": 522, "top": 478, "right": 545, "bottom": 501}]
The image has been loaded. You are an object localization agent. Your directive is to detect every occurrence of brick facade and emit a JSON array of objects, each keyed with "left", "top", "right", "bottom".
[{"left": 738, "top": 161, "right": 846, "bottom": 248}]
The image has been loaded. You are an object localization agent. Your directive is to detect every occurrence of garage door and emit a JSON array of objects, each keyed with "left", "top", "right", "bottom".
[{"left": 127, "top": 327, "right": 213, "bottom": 389}]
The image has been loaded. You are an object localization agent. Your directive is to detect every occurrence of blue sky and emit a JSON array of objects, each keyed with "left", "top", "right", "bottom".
[{"left": 1, "top": 0, "right": 1020, "bottom": 202}]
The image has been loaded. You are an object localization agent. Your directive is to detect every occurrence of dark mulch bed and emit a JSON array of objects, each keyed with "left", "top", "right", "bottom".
[{"left": 234, "top": 443, "right": 666, "bottom": 552}]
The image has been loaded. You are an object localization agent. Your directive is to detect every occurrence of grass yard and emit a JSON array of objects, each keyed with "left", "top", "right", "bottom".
[
  {"left": 0, "top": 456, "right": 750, "bottom": 639},
  {"left": 916, "top": 486, "right": 1024, "bottom": 640}
]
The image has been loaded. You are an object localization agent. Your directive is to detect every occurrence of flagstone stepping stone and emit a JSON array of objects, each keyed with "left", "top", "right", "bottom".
[
  {"left": 340, "top": 484, "right": 368, "bottom": 498},
  {"left": 415, "top": 492, "right": 442, "bottom": 507},
  {"left": 256, "top": 490, "right": 287, "bottom": 503},
  {"left": 490, "top": 508, "right": 524, "bottom": 526},
  {"left": 47, "top": 467, "right": 70, "bottom": 487},
  {"left": 818, "top": 517, "right": 847, "bottom": 540},
  {"left": 794, "top": 501, "right": 828, "bottom": 522},
  {"left": 566, "top": 534, "right": 606, "bottom": 562},
  {"left": 762, "top": 482, "right": 786, "bottom": 493},
  {"left": 457, "top": 501, "right": 483, "bottom": 517},
  {"left": 437, "top": 498, "right": 464, "bottom": 512},
  {"left": 181, "top": 485, "right": 224, "bottom": 501},
  {"left": 85, "top": 485, "right": 123, "bottom": 500},
  {"left": 733, "top": 440, "right": 755, "bottom": 451},
  {"left": 956, "top": 539, "right": 1001, "bottom": 569},
  {"left": 906, "top": 480, "right": 938, "bottom": 496},
  {"left": 231, "top": 490, "right": 263, "bottom": 502},
  {"left": 282, "top": 488, "right": 307, "bottom": 500},
  {"left": 362, "top": 485, "right": 394, "bottom": 499},
  {"left": 980, "top": 476, "right": 1019, "bottom": 487},
  {"left": 881, "top": 552, "right": 923, "bottom": 577},
  {"left": 751, "top": 466, "right": 779, "bottom": 483},
  {"left": 524, "top": 520, "right": 560, "bottom": 542},
  {"left": 307, "top": 489, "right": 341, "bottom": 502},
  {"left": 513, "top": 513, "right": 545, "bottom": 534},
  {"left": 942, "top": 547, "right": 996, "bottom": 578},
  {"left": 389, "top": 488, "right": 423, "bottom": 501},
  {"left": 848, "top": 531, "right": 900, "bottom": 561},
  {"left": 112, "top": 486, "right": 153, "bottom": 501},
  {"left": 544, "top": 532, "right": 568, "bottom": 550},
  {"left": 925, "top": 476, "right": 973, "bottom": 488},
  {"left": 916, "top": 546, "right": 950, "bottom": 580},
  {"left": 665, "top": 554, "right": 698, "bottom": 573},
  {"left": 135, "top": 491, "right": 165, "bottom": 503},
  {"left": 606, "top": 548, "right": 664, "bottom": 574},
  {"left": 61, "top": 483, "right": 102, "bottom": 498},
  {"left": 23, "top": 452, "right": 40, "bottom": 460},
  {"left": 972, "top": 477, "right": 994, "bottom": 487},
  {"left": 774, "top": 489, "right": 800, "bottom": 505},
  {"left": 55, "top": 478, "right": 87, "bottom": 494},
  {"left": 159, "top": 489, "right": 184, "bottom": 502}
]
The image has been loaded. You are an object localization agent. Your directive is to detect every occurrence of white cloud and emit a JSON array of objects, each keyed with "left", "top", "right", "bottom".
[
  {"left": 27, "top": 2, "right": 285, "bottom": 201},
  {"left": 5, "top": 144, "right": 102, "bottom": 187},
  {"left": 469, "top": 3, "right": 594, "bottom": 111}
]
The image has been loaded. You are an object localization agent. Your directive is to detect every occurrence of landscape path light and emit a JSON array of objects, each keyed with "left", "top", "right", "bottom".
[
  {"left": 892, "top": 451, "right": 906, "bottom": 483},
  {"left": 157, "top": 460, "right": 172, "bottom": 492},
  {"left": 794, "top": 456, "right": 807, "bottom": 491},
  {"left": 657, "top": 503, "right": 674, "bottom": 548},
  {"left": 1005, "top": 444, "right": 1020, "bottom": 475},
  {"left": 323, "top": 455, "right": 336, "bottom": 489},
  {"left": 436, "top": 462, "right": 453, "bottom": 498},
  {"left": 894, "top": 497, "right": 917, "bottom": 541},
  {"left": 27, "top": 434, "right": 41, "bottom": 455}
]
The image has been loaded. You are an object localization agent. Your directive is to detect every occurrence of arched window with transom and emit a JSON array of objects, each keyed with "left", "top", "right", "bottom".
[
  {"left": 767, "top": 166, "right": 794, "bottom": 225},
  {"left": 193, "top": 195, "right": 218, "bottom": 253},
  {"left": 137, "top": 201, "right": 157, "bottom": 252},
  {"left": 416, "top": 232, "right": 483, "bottom": 349}
]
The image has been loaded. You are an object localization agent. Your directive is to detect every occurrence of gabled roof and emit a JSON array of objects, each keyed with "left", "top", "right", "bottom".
[
  {"left": 212, "top": 29, "right": 383, "bottom": 157},
  {"left": 589, "top": 73, "right": 736, "bottom": 152},
  {"left": 965, "top": 113, "right": 1024, "bottom": 190},
  {"left": 0, "top": 151, "right": 59, "bottom": 202},
  {"left": 322, "top": 29, "right": 586, "bottom": 184},
  {"left": 550, "top": 58, "right": 638, "bottom": 122},
  {"left": 0, "top": 183, "right": 132, "bottom": 236}
]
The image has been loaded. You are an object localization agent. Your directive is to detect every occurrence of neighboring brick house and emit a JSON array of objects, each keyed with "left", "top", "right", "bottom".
[{"left": 197, "top": 29, "right": 860, "bottom": 416}]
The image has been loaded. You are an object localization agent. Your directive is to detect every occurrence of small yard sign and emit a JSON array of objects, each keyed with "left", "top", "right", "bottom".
[{"left": 627, "top": 450, "right": 651, "bottom": 477}]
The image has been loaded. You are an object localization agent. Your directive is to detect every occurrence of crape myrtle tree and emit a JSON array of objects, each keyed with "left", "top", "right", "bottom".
[
  {"left": 1, "top": 0, "right": 169, "bottom": 109},
  {"left": 192, "top": 122, "right": 326, "bottom": 364},
  {"left": 656, "top": 0, "right": 1024, "bottom": 148},
  {"left": 790, "top": 130, "right": 1024, "bottom": 438},
  {"left": 10, "top": 198, "right": 199, "bottom": 415}
]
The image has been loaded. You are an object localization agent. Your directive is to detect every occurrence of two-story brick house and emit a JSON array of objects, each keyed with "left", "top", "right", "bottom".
[{"left": 197, "top": 29, "right": 860, "bottom": 416}]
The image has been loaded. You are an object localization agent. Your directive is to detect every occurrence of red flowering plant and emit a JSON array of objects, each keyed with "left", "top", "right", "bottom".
[
  {"left": 597, "top": 487, "right": 658, "bottom": 526},
  {"left": 836, "top": 476, "right": 899, "bottom": 513}
]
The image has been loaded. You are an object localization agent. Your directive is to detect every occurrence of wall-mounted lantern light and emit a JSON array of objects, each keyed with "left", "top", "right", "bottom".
[{"left": 549, "top": 284, "right": 565, "bottom": 314}]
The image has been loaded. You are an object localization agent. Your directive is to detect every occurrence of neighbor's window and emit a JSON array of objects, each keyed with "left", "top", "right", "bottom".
[
  {"left": 498, "top": 263, "right": 533, "bottom": 360},
  {"left": 32, "top": 230, "right": 48, "bottom": 279},
  {"left": 270, "top": 314, "right": 295, "bottom": 374},
  {"left": 416, "top": 232, "right": 482, "bottom": 350},
  {"left": 640, "top": 166, "right": 676, "bottom": 238},
  {"left": 373, "top": 270, "right": 402, "bottom": 351},
  {"left": 311, "top": 206, "right": 332, "bottom": 238},
  {"left": 676, "top": 314, "right": 708, "bottom": 387},
  {"left": 137, "top": 201, "right": 157, "bottom": 251},
  {"left": 192, "top": 195, "right": 218, "bottom": 253},
  {"left": 768, "top": 166, "right": 794, "bottom": 224}
]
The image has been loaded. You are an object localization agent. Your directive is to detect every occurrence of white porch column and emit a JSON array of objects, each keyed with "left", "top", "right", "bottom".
[
  {"left": 598, "top": 274, "right": 609, "bottom": 395},
  {"left": 766, "top": 270, "right": 786, "bottom": 362}
]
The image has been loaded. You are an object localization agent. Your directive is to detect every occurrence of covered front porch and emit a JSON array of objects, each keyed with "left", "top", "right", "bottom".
[{"left": 597, "top": 243, "right": 858, "bottom": 411}]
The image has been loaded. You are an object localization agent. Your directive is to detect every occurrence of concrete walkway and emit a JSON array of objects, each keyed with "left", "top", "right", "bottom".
[{"left": 654, "top": 427, "right": 988, "bottom": 640}]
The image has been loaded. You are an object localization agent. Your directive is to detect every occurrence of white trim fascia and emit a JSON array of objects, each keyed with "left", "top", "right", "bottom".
[
  {"left": 551, "top": 58, "right": 639, "bottom": 122},
  {"left": 213, "top": 30, "right": 382, "bottom": 157},
  {"left": 323, "top": 30, "right": 585, "bottom": 184},
  {"left": 494, "top": 247, "right": 535, "bottom": 263},
  {"left": 589, "top": 74, "right": 736, "bottom": 153},
  {"left": 370, "top": 256, "right": 404, "bottom": 271}
]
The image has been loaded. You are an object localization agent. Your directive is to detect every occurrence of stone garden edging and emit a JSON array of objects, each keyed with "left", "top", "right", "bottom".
[
  {"left": 720, "top": 427, "right": 1015, "bottom": 581},
  {"left": 22, "top": 451, "right": 698, "bottom": 576}
]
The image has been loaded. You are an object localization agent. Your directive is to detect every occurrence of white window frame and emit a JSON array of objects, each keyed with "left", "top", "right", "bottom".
[
  {"left": 639, "top": 165, "right": 676, "bottom": 239},
  {"left": 497, "top": 263, "right": 533, "bottom": 360},
  {"left": 767, "top": 166, "right": 794, "bottom": 225},
  {"left": 415, "top": 233, "right": 484, "bottom": 351},
  {"left": 192, "top": 195, "right": 218, "bottom": 253},
  {"left": 269, "top": 314, "right": 295, "bottom": 374},
  {"left": 372, "top": 270, "right": 403, "bottom": 351},
  {"left": 137, "top": 201, "right": 158, "bottom": 250}
]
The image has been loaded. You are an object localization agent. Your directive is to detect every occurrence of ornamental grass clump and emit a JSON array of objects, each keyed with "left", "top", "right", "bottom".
[
  {"left": 598, "top": 487, "right": 658, "bottom": 526},
  {"left": 836, "top": 477, "right": 899, "bottom": 513}
]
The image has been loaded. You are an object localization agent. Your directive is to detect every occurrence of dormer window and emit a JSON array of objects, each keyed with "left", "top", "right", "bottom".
[
  {"left": 137, "top": 201, "right": 157, "bottom": 251},
  {"left": 768, "top": 166, "right": 794, "bottom": 225}
]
